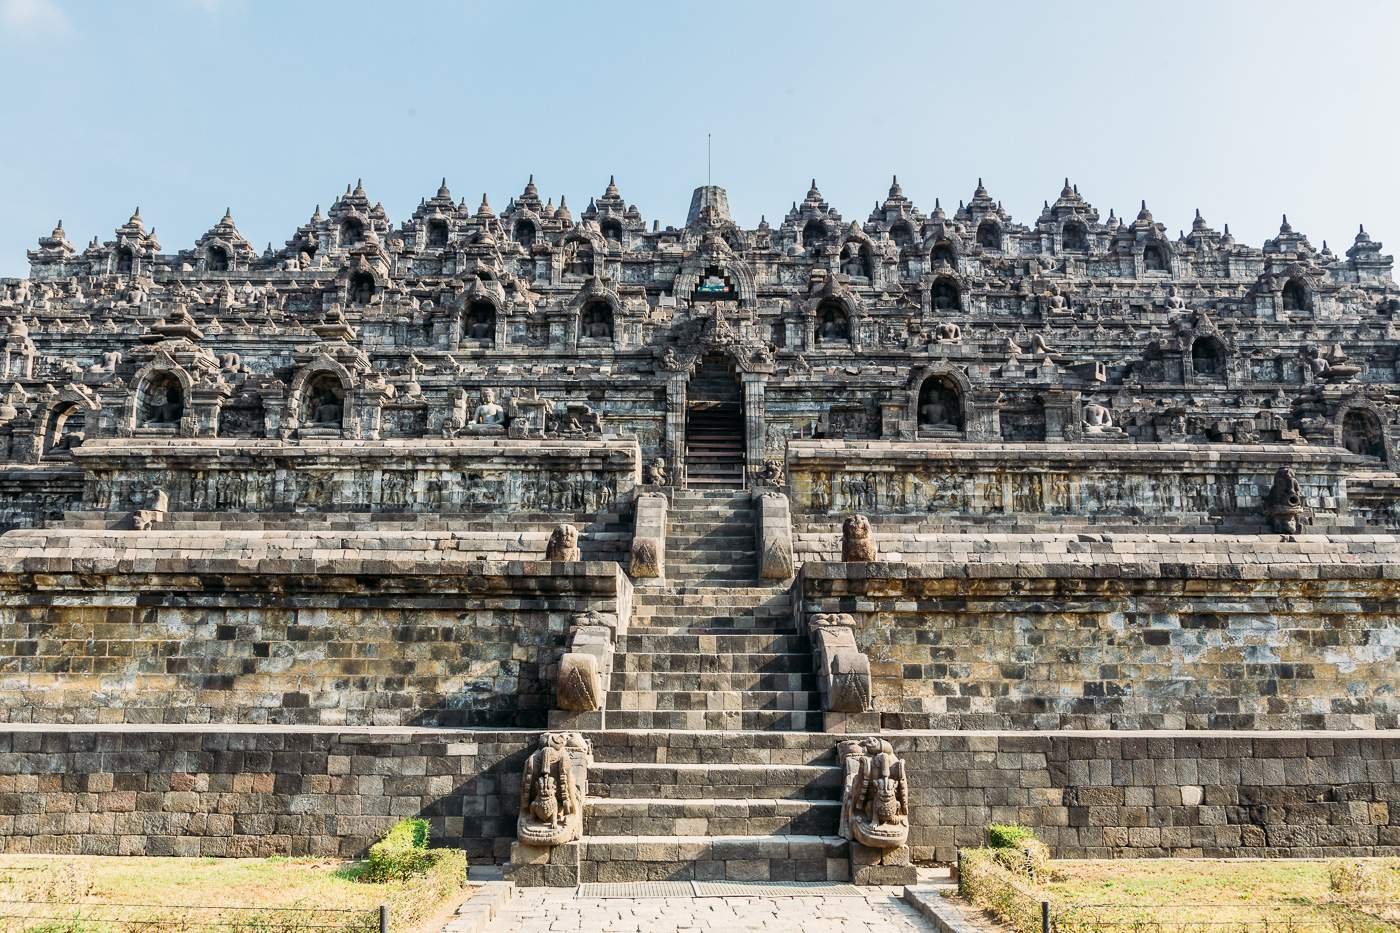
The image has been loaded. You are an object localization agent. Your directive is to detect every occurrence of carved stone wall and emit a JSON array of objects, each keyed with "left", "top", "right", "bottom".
[
  {"left": 787, "top": 440, "right": 1360, "bottom": 530},
  {"left": 75, "top": 437, "right": 640, "bottom": 515}
]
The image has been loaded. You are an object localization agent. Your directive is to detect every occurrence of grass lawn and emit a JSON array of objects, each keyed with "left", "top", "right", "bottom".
[
  {"left": 0, "top": 854, "right": 470, "bottom": 932},
  {"left": 1042, "top": 858, "right": 1400, "bottom": 932}
]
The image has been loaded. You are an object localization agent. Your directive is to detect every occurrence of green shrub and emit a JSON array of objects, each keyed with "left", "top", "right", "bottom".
[
  {"left": 363, "top": 818, "right": 466, "bottom": 884},
  {"left": 958, "top": 848, "right": 1046, "bottom": 933},
  {"left": 991, "top": 837, "right": 1051, "bottom": 884},
  {"left": 987, "top": 823, "right": 1036, "bottom": 849}
]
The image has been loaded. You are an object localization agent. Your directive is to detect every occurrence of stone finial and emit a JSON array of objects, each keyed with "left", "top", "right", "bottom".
[
  {"left": 1263, "top": 466, "right": 1309, "bottom": 535},
  {"left": 841, "top": 514, "right": 877, "bottom": 561},
  {"left": 545, "top": 523, "right": 580, "bottom": 561}
]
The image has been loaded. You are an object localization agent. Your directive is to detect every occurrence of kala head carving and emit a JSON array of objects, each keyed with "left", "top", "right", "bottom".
[
  {"left": 842, "top": 514, "right": 878, "bottom": 562},
  {"left": 837, "top": 737, "right": 909, "bottom": 849},
  {"left": 517, "top": 732, "right": 592, "bottom": 848}
]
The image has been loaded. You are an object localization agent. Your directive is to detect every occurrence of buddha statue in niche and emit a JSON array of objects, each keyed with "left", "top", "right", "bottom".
[{"left": 466, "top": 387, "right": 507, "bottom": 434}]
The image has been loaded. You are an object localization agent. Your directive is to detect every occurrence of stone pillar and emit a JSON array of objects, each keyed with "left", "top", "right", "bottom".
[
  {"left": 189, "top": 385, "right": 231, "bottom": 438},
  {"left": 968, "top": 389, "right": 1002, "bottom": 441},
  {"left": 6, "top": 415, "right": 40, "bottom": 463},
  {"left": 1042, "top": 390, "right": 1075, "bottom": 442},
  {"left": 428, "top": 304, "right": 460, "bottom": 349},
  {"left": 741, "top": 372, "right": 767, "bottom": 486},
  {"left": 666, "top": 373, "right": 687, "bottom": 486}
]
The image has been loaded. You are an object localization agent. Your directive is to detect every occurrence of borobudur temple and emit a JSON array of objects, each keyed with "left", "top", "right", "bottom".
[{"left": 0, "top": 174, "right": 1395, "bottom": 881}]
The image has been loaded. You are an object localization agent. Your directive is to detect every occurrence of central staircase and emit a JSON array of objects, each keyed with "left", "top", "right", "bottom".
[
  {"left": 567, "top": 490, "right": 848, "bottom": 883},
  {"left": 684, "top": 405, "right": 746, "bottom": 488}
]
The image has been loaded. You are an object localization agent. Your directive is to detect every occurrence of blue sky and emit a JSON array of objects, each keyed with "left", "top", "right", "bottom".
[{"left": 2, "top": 0, "right": 1397, "bottom": 276}]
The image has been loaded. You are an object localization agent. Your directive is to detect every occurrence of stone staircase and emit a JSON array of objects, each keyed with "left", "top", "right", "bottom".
[
  {"left": 684, "top": 405, "right": 746, "bottom": 489},
  {"left": 556, "top": 490, "right": 847, "bottom": 883},
  {"left": 578, "top": 732, "right": 848, "bottom": 882}
]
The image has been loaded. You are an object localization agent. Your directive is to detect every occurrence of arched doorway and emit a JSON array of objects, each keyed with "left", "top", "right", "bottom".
[{"left": 685, "top": 353, "right": 744, "bottom": 488}]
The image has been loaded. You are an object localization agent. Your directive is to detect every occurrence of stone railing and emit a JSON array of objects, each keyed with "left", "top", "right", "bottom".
[
  {"left": 628, "top": 490, "right": 667, "bottom": 580},
  {"left": 754, "top": 489, "right": 795, "bottom": 580},
  {"left": 787, "top": 440, "right": 1364, "bottom": 532},
  {"left": 805, "top": 612, "right": 878, "bottom": 734},
  {"left": 550, "top": 611, "right": 623, "bottom": 731},
  {"left": 73, "top": 436, "right": 641, "bottom": 515}
]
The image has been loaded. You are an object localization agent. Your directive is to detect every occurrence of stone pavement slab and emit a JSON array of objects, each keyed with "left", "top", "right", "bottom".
[{"left": 478, "top": 883, "right": 932, "bottom": 932}]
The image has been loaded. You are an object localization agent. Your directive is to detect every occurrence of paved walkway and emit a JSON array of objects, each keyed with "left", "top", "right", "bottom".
[{"left": 481, "top": 885, "right": 932, "bottom": 932}]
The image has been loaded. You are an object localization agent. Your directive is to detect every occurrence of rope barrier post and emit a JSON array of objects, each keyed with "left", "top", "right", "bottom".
[
  {"left": 954, "top": 850, "right": 962, "bottom": 887},
  {"left": 379, "top": 903, "right": 389, "bottom": 933},
  {"left": 1040, "top": 899, "right": 1050, "bottom": 933}
]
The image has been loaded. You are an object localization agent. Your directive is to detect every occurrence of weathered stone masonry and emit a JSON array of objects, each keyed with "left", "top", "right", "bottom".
[
  {"left": 0, "top": 174, "right": 1397, "bottom": 874},
  {"left": 0, "top": 727, "right": 1392, "bottom": 865}
]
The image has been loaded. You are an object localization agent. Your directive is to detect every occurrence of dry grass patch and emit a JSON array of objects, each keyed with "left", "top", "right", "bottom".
[
  {"left": 0, "top": 854, "right": 469, "bottom": 932},
  {"left": 1043, "top": 858, "right": 1400, "bottom": 932}
]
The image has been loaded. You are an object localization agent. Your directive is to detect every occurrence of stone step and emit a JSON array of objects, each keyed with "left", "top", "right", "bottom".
[
  {"left": 634, "top": 601, "right": 787, "bottom": 613},
  {"left": 609, "top": 671, "right": 817, "bottom": 692},
  {"left": 588, "top": 762, "right": 842, "bottom": 800},
  {"left": 604, "top": 709, "right": 820, "bottom": 730},
  {"left": 667, "top": 492, "right": 754, "bottom": 503},
  {"left": 614, "top": 651, "right": 812, "bottom": 674},
  {"left": 631, "top": 617, "right": 790, "bottom": 628},
  {"left": 605, "top": 689, "right": 820, "bottom": 712},
  {"left": 584, "top": 798, "right": 841, "bottom": 837},
  {"left": 666, "top": 560, "right": 758, "bottom": 571},
  {"left": 617, "top": 633, "right": 807, "bottom": 653},
  {"left": 588, "top": 732, "right": 837, "bottom": 765},
  {"left": 632, "top": 588, "right": 789, "bottom": 602},
  {"left": 578, "top": 834, "right": 849, "bottom": 883},
  {"left": 664, "top": 569, "right": 757, "bottom": 581}
]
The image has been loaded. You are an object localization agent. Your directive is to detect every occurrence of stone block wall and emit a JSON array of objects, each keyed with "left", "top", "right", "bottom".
[
  {"left": 896, "top": 731, "right": 1400, "bottom": 863},
  {"left": 0, "top": 727, "right": 533, "bottom": 864},
  {"left": 0, "top": 559, "right": 630, "bottom": 726},
  {"left": 800, "top": 546, "right": 1400, "bottom": 730},
  {"left": 0, "top": 727, "right": 1393, "bottom": 865}
]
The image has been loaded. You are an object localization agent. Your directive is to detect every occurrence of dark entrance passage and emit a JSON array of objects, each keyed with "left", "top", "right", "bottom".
[{"left": 685, "top": 353, "right": 745, "bottom": 488}]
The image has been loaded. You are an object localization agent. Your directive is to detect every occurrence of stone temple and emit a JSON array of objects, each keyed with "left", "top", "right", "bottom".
[{"left": 0, "top": 174, "right": 1395, "bottom": 882}]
